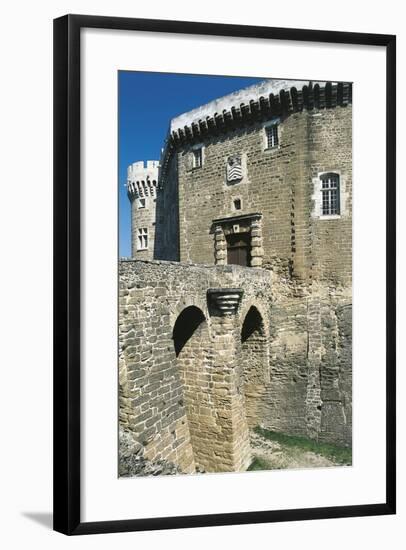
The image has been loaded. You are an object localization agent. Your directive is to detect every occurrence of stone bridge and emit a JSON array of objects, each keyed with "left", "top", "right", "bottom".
[
  {"left": 119, "top": 259, "right": 272, "bottom": 473},
  {"left": 119, "top": 259, "right": 351, "bottom": 474}
]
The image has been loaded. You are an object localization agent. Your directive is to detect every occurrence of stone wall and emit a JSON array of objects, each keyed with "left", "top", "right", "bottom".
[
  {"left": 154, "top": 154, "right": 179, "bottom": 261},
  {"left": 123, "top": 81, "right": 352, "bottom": 473},
  {"left": 119, "top": 259, "right": 271, "bottom": 473},
  {"left": 265, "top": 278, "right": 352, "bottom": 445},
  {"left": 126, "top": 160, "right": 160, "bottom": 260},
  {"left": 157, "top": 102, "right": 351, "bottom": 288},
  {"left": 309, "top": 107, "right": 352, "bottom": 286},
  {"left": 119, "top": 258, "right": 352, "bottom": 475}
]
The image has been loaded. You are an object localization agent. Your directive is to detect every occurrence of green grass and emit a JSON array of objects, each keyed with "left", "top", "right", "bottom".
[
  {"left": 247, "top": 456, "right": 271, "bottom": 471},
  {"left": 252, "top": 426, "right": 352, "bottom": 466}
]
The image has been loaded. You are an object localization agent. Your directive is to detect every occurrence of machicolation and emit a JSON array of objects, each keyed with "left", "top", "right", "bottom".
[{"left": 119, "top": 78, "right": 352, "bottom": 475}]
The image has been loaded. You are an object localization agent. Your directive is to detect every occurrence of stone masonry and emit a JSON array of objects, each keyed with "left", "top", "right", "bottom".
[
  {"left": 127, "top": 160, "right": 160, "bottom": 260},
  {"left": 120, "top": 79, "right": 352, "bottom": 474},
  {"left": 119, "top": 259, "right": 351, "bottom": 473}
]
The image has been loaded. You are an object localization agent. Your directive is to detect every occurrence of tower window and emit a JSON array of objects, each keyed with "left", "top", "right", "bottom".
[
  {"left": 233, "top": 198, "right": 242, "bottom": 211},
  {"left": 137, "top": 228, "right": 148, "bottom": 250},
  {"left": 265, "top": 124, "right": 279, "bottom": 149},
  {"left": 320, "top": 173, "right": 340, "bottom": 215},
  {"left": 192, "top": 147, "right": 203, "bottom": 168},
  {"left": 138, "top": 197, "right": 146, "bottom": 209}
]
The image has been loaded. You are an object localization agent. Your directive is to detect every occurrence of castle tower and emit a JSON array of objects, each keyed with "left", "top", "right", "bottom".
[{"left": 126, "top": 160, "right": 160, "bottom": 259}]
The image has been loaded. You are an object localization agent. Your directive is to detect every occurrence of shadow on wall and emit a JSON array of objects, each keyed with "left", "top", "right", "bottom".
[
  {"left": 172, "top": 305, "right": 214, "bottom": 471},
  {"left": 240, "top": 306, "right": 269, "bottom": 428},
  {"left": 154, "top": 156, "right": 180, "bottom": 261},
  {"left": 173, "top": 306, "right": 206, "bottom": 356}
]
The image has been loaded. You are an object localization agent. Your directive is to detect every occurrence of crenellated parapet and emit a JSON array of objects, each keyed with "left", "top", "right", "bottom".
[
  {"left": 169, "top": 81, "right": 352, "bottom": 146},
  {"left": 126, "top": 160, "right": 160, "bottom": 200},
  {"left": 159, "top": 80, "right": 352, "bottom": 184}
]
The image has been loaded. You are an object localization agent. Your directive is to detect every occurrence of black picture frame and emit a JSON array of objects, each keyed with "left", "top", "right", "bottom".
[{"left": 53, "top": 14, "right": 396, "bottom": 536}]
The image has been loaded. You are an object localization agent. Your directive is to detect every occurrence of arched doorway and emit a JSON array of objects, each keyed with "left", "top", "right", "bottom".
[
  {"left": 172, "top": 306, "right": 213, "bottom": 470},
  {"left": 240, "top": 306, "right": 269, "bottom": 428}
]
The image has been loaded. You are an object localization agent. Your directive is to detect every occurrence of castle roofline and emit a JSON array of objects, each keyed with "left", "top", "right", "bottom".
[
  {"left": 169, "top": 79, "right": 351, "bottom": 148},
  {"left": 127, "top": 160, "right": 159, "bottom": 176},
  {"left": 160, "top": 79, "right": 352, "bottom": 183},
  {"left": 127, "top": 160, "right": 160, "bottom": 200},
  {"left": 170, "top": 79, "right": 351, "bottom": 134},
  {"left": 170, "top": 79, "right": 316, "bottom": 132}
]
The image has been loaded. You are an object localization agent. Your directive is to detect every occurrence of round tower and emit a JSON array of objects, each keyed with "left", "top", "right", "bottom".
[{"left": 126, "top": 160, "right": 160, "bottom": 259}]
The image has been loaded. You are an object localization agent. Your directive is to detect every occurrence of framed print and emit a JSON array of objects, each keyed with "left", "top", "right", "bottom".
[{"left": 53, "top": 14, "right": 396, "bottom": 535}]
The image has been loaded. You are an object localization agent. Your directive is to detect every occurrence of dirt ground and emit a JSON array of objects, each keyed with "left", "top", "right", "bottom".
[{"left": 249, "top": 430, "right": 343, "bottom": 470}]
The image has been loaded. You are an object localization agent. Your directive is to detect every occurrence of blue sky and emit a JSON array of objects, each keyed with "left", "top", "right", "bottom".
[{"left": 118, "top": 71, "right": 264, "bottom": 257}]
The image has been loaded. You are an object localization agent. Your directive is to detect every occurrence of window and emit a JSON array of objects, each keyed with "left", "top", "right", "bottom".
[
  {"left": 265, "top": 124, "right": 279, "bottom": 149},
  {"left": 233, "top": 198, "right": 242, "bottom": 210},
  {"left": 137, "top": 227, "right": 148, "bottom": 250},
  {"left": 192, "top": 147, "right": 203, "bottom": 168},
  {"left": 138, "top": 197, "right": 146, "bottom": 209},
  {"left": 320, "top": 173, "right": 340, "bottom": 215}
]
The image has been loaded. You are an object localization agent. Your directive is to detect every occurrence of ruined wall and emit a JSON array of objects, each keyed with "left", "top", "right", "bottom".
[{"left": 119, "top": 259, "right": 351, "bottom": 476}]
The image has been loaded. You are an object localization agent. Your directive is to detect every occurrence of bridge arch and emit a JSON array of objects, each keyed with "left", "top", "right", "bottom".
[
  {"left": 172, "top": 306, "right": 213, "bottom": 470},
  {"left": 240, "top": 305, "right": 269, "bottom": 428}
]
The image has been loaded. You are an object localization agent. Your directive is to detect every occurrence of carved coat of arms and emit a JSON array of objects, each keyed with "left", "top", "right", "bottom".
[{"left": 226, "top": 155, "right": 243, "bottom": 183}]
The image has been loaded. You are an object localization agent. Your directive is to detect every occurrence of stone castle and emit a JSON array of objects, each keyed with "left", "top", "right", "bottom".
[{"left": 119, "top": 79, "right": 352, "bottom": 474}]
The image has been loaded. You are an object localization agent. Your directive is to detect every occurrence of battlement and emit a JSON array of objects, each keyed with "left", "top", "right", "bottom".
[
  {"left": 127, "top": 160, "right": 159, "bottom": 200},
  {"left": 129, "top": 160, "right": 160, "bottom": 172},
  {"left": 170, "top": 79, "right": 334, "bottom": 132}
]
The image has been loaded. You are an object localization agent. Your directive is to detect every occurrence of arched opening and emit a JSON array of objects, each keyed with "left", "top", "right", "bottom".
[
  {"left": 172, "top": 306, "right": 213, "bottom": 470},
  {"left": 173, "top": 306, "right": 205, "bottom": 357},
  {"left": 240, "top": 306, "right": 269, "bottom": 428}
]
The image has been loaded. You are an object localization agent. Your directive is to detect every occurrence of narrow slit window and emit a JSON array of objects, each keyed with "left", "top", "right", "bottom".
[
  {"left": 137, "top": 227, "right": 148, "bottom": 250},
  {"left": 321, "top": 173, "right": 340, "bottom": 216},
  {"left": 138, "top": 197, "right": 146, "bottom": 209},
  {"left": 265, "top": 124, "right": 279, "bottom": 149},
  {"left": 233, "top": 198, "right": 242, "bottom": 210},
  {"left": 193, "top": 147, "right": 202, "bottom": 168}
]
